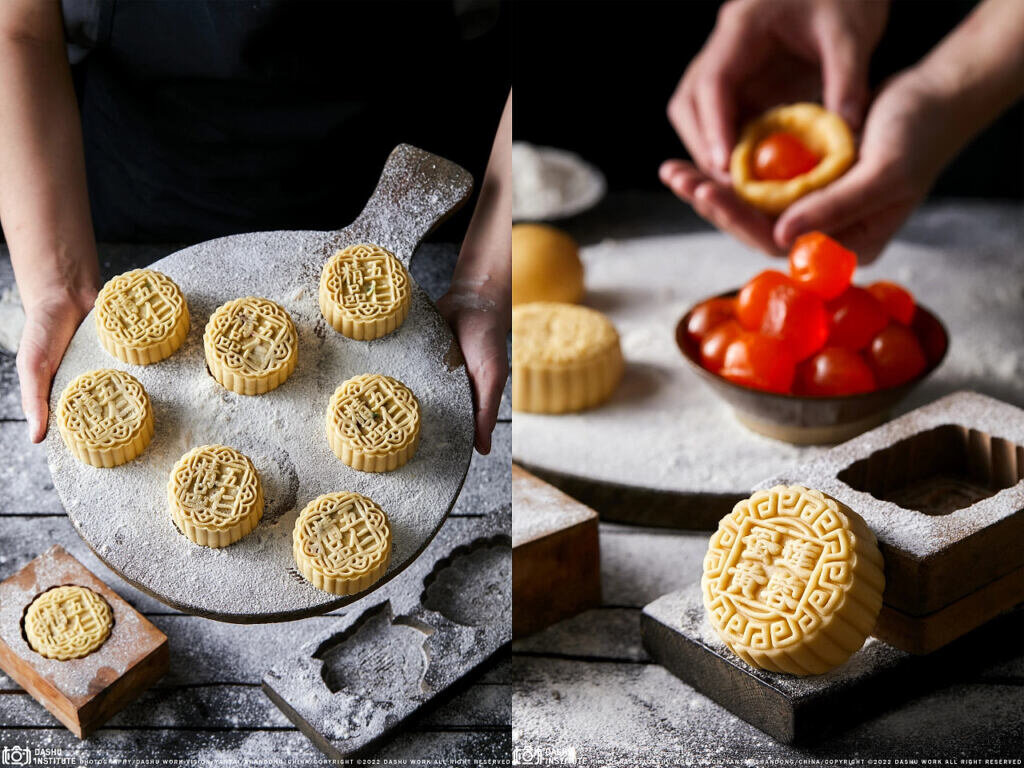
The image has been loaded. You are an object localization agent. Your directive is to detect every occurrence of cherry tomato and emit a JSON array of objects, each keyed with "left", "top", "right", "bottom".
[
  {"left": 721, "top": 333, "right": 796, "bottom": 394},
  {"left": 700, "top": 320, "right": 743, "bottom": 373},
  {"left": 867, "top": 281, "right": 916, "bottom": 325},
  {"left": 867, "top": 325, "right": 927, "bottom": 388},
  {"left": 760, "top": 283, "right": 829, "bottom": 362},
  {"left": 737, "top": 270, "right": 792, "bottom": 331},
  {"left": 686, "top": 297, "right": 736, "bottom": 344},
  {"left": 752, "top": 131, "right": 820, "bottom": 180},
  {"left": 826, "top": 287, "right": 890, "bottom": 350},
  {"left": 795, "top": 347, "right": 876, "bottom": 396},
  {"left": 788, "top": 232, "right": 857, "bottom": 300}
]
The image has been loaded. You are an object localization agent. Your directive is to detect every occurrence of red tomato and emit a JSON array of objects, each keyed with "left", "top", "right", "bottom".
[
  {"left": 795, "top": 347, "right": 876, "bottom": 396},
  {"left": 867, "top": 281, "right": 916, "bottom": 325},
  {"left": 826, "top": 287, "right": 890, "bottom": 350},
  {"left": 700, "top": 320, "right": 743, "bottom": 373},
  {"left": 686, "top": 297, "right": 736, "bottom": 344},
  {"left": 760, "top": 283, "right": 829, "bottom": 362},
  {"left": 721, "top": 333, "right": 796, "bottom": 394},
  {"left": 867, "top": 325, "right": 927, "bottom": 388},
  {"left": 736, "top": 270, "right": 792, "bottom": 331},
  {"left": 788, "top": 232, "right": 857, "bottom": 300},
  {"left": 752, "top": 132, "right": 820, "bottom": 180}
]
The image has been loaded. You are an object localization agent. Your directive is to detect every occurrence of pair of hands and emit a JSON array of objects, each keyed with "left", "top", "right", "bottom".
[{"left": 661, "top": 0, "right": 953, "bottom": 262}]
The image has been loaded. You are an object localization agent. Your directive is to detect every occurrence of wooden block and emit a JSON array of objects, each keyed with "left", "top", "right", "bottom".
[
  {"left": 641, "top": 585, "right": 1024, "bottom": 744},
  {"left": 0, "top": 546, "right": 169, "bottom": 738},
  {"left": 512, "top": 464, "right": 600, "bottom": 638}
]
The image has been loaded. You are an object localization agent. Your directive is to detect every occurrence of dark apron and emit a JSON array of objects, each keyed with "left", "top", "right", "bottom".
[{"left": 61, "top": 0, "right": 508, "bottom": 241}]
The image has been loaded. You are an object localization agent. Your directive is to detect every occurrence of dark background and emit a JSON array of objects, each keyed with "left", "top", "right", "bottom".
[{"left": 512, "top": 0, "right": 1023, "bottom": 198}]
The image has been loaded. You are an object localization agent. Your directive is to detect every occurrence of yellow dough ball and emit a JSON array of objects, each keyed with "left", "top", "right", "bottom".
[{"left": 512, "top": 224, "right": 585, "bottom": 306}]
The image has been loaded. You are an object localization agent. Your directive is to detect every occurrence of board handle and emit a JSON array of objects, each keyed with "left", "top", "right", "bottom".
[{"left": 344, "top": 144, "right": 474, "bottom": 266}]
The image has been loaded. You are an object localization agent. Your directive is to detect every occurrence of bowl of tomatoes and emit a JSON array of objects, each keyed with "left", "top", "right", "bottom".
[{"left": 675, "top": 232, "right": 948, "bottom": 445}]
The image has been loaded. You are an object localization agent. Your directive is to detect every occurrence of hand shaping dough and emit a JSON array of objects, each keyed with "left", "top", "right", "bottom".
[
  {"left": 702, "top": 485, "right": 884, "bottom": 675},
  {"left": 95, "top": 268, "right": 189, "bottom": 365},
  {"left": 292, "top": 491, "right": 393, "bottom": 596},
  {"left": 24, "top": 585, "right": 113, "bottom": 660},
  {"left": 204, "top": 297, "right": 298, "bottom": 395},
  {"left": 319, "top": 243, "right": 412, "bottom": 340},
  {"left": 326, "top": 374, "right": 421, "bottom": 472},
  {"left": 730, "top": 103, "right": 854, "bottom": 214},
  {"left": 512, "top": 223, "right": 585, "bottom": 305},
  {"left": 168, "top": 445, "right": 264, "bottom": 548},
  {"left": 57, "top": 368, "right": 154, "bottom": 467},
  {"left": 512, "top": 302, "right": 623, "bottom": 413}
]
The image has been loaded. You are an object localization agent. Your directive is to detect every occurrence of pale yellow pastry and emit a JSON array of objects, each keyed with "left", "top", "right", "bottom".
[
  {"left": 168, "top": 444, "right": 264, "bottom": 548},
  {"left": 326, "top": 374, "right": 421, "bottom": 472},
  {"left": 512, "top": 302, "right": 623, "bottom": 413},
  {"left": 204, "top": 297, "right": 298, "bottom": 395},
  {"left": 702, "top": 485, "right": 884, "bottom": 676},
  {"left": 730, "top": 103, "right": 855, "bottom": 214},
  {"left": 95, "top": 268, "right": 190, "bottom": 365},
  {"left": 512, "top": 223, "right": 585, "bottom": 306},
  {"left": 319, "top": 243, "right": 411, "bottom": 340},
  {"left": 293, "top": 491, "right": 393, "bottom": 596},
  {"left": 24, "top": 585, "right": 112, "bottom": 660},
  {"left": 57, "top": 368, "right": 154, "bottom": 467}
]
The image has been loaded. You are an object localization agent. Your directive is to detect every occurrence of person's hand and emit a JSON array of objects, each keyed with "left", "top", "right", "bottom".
[
  {"left": 667, "top": 0, "right": 889, "bottom": 184},
  {"left": 17, "top": 286, "right": 97, "bottom": 442}
]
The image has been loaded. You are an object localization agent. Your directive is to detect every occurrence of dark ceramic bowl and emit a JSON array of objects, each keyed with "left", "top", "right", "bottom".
[{"left": 675, "top": 290, "right": 949, "bottom": 444}]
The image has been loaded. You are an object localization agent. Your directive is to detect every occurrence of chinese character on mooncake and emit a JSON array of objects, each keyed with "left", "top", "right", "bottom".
[
  {"left": 292, "top": 491, "right": 392, "bottom": 596},
  {"left": 702, "top": 485, "right": 884, "bottom": 676},
  {"left": 326, "top": 374, "right": 421, "bottom": 473},
  {"left": 57, "top": 368, "right": 154, "bottom": 467},
  {"left": 319, "top": 243, "right": 411, "bottom": 340},
  {"left": 24, "top": 585, "right": 113, "bottom": 661},
  {"left": 95, "top": 269, "right": 189, "bottom": 365},
  {"left": 203, "top": 297, "right": 298, "bottom": 395}
]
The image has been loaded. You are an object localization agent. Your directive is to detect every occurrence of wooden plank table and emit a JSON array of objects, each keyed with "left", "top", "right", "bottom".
[{"left": 0, "top": 242, "right": 511, "bottom": 764}]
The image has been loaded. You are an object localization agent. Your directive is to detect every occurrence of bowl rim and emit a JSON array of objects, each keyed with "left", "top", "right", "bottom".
[{"left": 675, "top": 288, "right": 949, "bottom": 404}]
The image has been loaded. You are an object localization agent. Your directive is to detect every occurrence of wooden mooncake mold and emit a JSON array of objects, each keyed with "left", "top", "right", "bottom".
[
  {"left": 24, "top": 585, "right": 113, "bottom": 661},
  {"left": 292, "top": 491, "right": 393, "bottom": 596},
  {"left": 319, "top": 243, "right": 411, "bottom": 340},
  {"left": 57, "top": 368, "right": 154, "bottom": 467},
  {"left": 326, "top": 374, "right": 421, "bottom": 472},
  {"left": 702, "top": 485, "right": 884, "bottom": 676},
  {"left": 167, "top": 445, "right": 264, "bottom": 548},
  {"left": 512, "top": 302, "right": 623, "bottom": 413},
  {"left": 203, "top": 296, "right": 298, "bottom": 395},
  {"left": 95, "top": 269, "right": 189, "bottom": 365},
  {"left": 730, "top": 103, "right": 855, "bottom": 215}
]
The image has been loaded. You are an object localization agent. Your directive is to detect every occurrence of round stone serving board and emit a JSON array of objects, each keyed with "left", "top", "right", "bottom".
[{"left": 46, "top": 145, "right": 476, "bottom": 622}]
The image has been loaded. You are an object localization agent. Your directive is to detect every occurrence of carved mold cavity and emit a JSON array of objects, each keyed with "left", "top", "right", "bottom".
[
  {"left": 313, "top": 602, "right": 433, "bottom": 700},
  {"left": 421, "top": 535, "right": 511, "bottom": 626},
  {"left": 838, "top": 424, "right": 1024, "bottom": 516}
]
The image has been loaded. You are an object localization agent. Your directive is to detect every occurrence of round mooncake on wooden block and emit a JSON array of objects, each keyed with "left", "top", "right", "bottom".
[
  {"left": 24, "top": 585, "right": 113, "bottom": 660},
  {"left": 512, "top": 302, "right": 623, "bottom": 413},
  {"left": 292, "top": 491, "right": 393, "bottom": 596},
  {"left": 702, "top": 485, "right": 884, "bottom": 676},
  {"left": 319, "top": 243, "right": 412, "bottom": 340},
  {"left": 167, "top": 445, "right": 264, "bottom": 548},
  {"left": 57, "top": 368, "right": 154, "bottom": 467},
  {"left": 326, "top": 373, "right": 421, "bottom": 473},
  {"left": 95, "top": 268, "right": 190, "bottom": 365},
  {"left": 203, "top": 296, "right": 298, "bottom": 395}
]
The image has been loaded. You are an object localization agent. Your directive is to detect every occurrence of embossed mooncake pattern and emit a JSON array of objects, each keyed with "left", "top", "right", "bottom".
[
  {"left": 95, "top": 269, "right": 189, "bottom": 365},
  {"left": 57, "top": 368, "right": 154, "bottom": 467},
  {"left": 319, "top": 243, "right": 411, "bottom": 340},
  {"left": 512, "top": 302, "right": 623, "bottom": 413},
  {"left": 293, "top": 491, "right": 392, "bottom": 595},
  {"left": 326, "top": 374, "right": 421, "bottom": 472},
  {"left": 24, "top": 585, "right": 113, "bottom": 661},
  {"left": 168, "top": 445, "right": 264, "bottom": 548},
  {"left": 203, "top": 297, "right": 298, "bottom": 395},
  {"left": 702, "top": 485, "right": 884, "bottom": 676}
]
